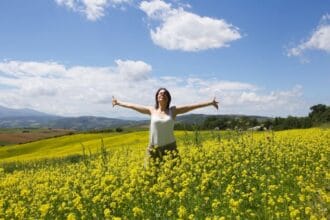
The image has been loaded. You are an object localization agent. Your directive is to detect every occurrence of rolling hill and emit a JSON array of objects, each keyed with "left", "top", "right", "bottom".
[{"left": 0, "top": 105, "right": 145, "bottom": 130}]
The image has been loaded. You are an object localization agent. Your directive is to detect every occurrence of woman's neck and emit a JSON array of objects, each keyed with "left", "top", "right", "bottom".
[{"left": 158, "top": 103, "right": 167, "bottom": 112}]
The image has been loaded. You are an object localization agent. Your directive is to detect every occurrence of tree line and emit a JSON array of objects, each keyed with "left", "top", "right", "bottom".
[{"left": 174, "top": 104, "right": 330, "bottom": 131}]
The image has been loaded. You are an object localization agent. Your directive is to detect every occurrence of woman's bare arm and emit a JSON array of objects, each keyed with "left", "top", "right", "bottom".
[
  {"left": 112, "top": 96, "right": 152, "bottom": 115},
  {"left": 174, "top": 97, "right": 219, "bottom": 116}
]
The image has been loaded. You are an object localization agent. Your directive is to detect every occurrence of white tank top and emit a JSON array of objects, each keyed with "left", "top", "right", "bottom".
[{"left": 149, "top": 107, "right": 176, "bottom": 147}]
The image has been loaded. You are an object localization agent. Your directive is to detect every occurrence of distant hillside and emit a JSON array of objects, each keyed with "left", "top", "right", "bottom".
[
  {"left": 0, "top": 115, "right": 144, "bottom": 131},
  {"left": 0, "top": 106, "right": 144, "bottom": 130},
  {"left": 0, "top": 105, "right": 51, "bottom": 118},
  {"left": 48, "top": 116, "right": 144, "bottom": 131},
  {"left": 0, "top": 116, "right": 59, "bottom": 128}
]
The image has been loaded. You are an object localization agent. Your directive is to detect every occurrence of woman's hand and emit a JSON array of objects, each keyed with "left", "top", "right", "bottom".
[
  {"left": 211, "top": 97, "right": 219, "bottom": 110},
  {"left": 112, "top": 96, "right": 118, "bottom": 107}
]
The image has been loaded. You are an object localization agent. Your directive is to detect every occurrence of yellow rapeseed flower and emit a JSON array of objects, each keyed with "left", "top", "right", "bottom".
[
  {"left": 39, "top": 204, "right": 50, "bottom": 217},
  {"left": 132, "top": 207, "right": 144, "bottom": 217},
  {"left": 178, "top": 205, "right": 187, "bottom": 218},
  {"left": 104, "top": 208, "right": 111, "bottom": 218},
  {"left": 67, "top": 213, "right": 76, "bottom": 220},
  {"left": 229, "top": 198, "right": 240, "bottom": 213}
]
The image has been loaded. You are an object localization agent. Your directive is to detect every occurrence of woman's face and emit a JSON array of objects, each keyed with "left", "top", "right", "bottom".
[{"left": 157, "top": 89, "right": 168, "bottom": 104}]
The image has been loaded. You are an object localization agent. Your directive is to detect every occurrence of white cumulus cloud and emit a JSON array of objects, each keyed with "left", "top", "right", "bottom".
[
  {"left": 55, "top": 0, "right": 242, "bottom": 51},
  {"left": 0, "top": 60, "right": 305, "bottom": 117},
  {"left": 0, "top": 60, "right": 66, "bottom": 78},
  {"left": 288, "top": 14, "right": 330, "bottom": 57},
  {"left": 140, "top": 0, "right": 241, "bottom": 51},
  {"left": 115, "top": 59, "right": 152, "bottom": 81}
]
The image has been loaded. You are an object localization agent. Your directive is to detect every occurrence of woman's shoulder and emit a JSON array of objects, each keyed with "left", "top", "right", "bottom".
[{"left": 149, "top": 107, "right": 158, "bottom": 115}]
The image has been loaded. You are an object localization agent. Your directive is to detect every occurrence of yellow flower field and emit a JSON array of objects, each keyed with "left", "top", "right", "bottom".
[{"left": 0, "top": 128, "right": 329, "bottom": 219}]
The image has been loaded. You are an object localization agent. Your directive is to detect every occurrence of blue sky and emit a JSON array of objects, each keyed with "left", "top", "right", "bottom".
[{"left": 0, "top": 0, "right": 329, "bottom": 118}]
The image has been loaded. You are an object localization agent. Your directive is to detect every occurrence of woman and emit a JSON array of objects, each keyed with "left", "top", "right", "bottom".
[{"left": 112, "top": 88, "right": 218, "bottom": 161}]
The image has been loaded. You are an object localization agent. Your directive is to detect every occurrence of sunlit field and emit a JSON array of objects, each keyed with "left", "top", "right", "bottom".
[{"left": 0, "top": 128, "right": 329, "bottom": 219}]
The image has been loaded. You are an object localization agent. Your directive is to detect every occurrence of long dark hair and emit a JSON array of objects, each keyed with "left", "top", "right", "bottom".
[{"left": 155, "top": 88, "right": 171, "bottom": 110}]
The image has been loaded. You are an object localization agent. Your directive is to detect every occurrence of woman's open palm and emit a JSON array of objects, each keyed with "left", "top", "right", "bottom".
[
  {"left": 112, "top": 96, "right": 118, "bottom": 107},
  {"left": 212, "top": 97, "right": 219, "bottom": 110}
]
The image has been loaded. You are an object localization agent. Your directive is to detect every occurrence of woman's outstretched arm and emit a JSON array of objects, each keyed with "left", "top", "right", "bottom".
[
  {"left": 112, "top": 96, "right": 152, "bottom": 115},
  {"left": 174, "top": 97, "right": 219, "bottom": 116}
]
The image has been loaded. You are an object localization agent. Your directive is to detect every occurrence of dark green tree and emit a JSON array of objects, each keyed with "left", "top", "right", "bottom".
[{"left": 309, "top": 104, "right": 330, "bottom": 125}]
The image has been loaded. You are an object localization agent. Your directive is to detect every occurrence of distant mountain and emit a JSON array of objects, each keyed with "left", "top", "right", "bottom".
[
  {"left": 49, "top": 116, "right": 144, "bottom": 131},
  {"left": 0, "top": 105, "right": 52, "bottom": 118},
  {"left": 0, "top": 106, "right": 145, "bottom": 130}
]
